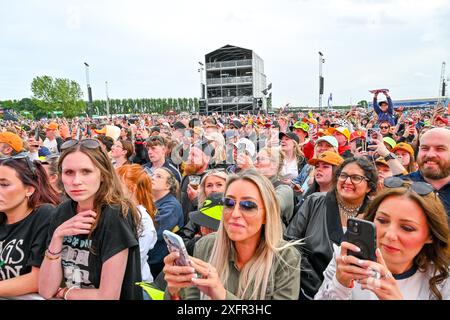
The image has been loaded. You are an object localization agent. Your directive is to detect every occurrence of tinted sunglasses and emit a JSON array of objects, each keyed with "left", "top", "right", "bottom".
[
  {"left": 222, "top": 197, "right": 259, "bottom": 216},
  {"left": 383, "top": 177, "right": 434, "bottom": 196},
  {"left": 0, "top": 154, "right": 36, "bottom": 177},
  {"left": 60, "top": 139, "right": 101, "bottom": 151}
]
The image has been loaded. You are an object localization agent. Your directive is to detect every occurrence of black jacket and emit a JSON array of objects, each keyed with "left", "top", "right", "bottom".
[{"left": 284, "top": 190, "right": 368, "bottom": 300}]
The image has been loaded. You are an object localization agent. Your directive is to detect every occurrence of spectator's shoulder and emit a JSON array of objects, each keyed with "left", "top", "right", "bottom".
[{"left": 193, "top": 232, "right": 217, "bottom": 260}]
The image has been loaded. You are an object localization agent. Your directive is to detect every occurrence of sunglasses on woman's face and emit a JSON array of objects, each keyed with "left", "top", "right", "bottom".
[
  {"left": 60, "top": 139, "right": 101, "bottom": 151},
  {"left": 222, "top": 197, "right": 259, "bottom": 216},
  {"left": 383, "top": 177, "right": 434, "bottom": 196}
]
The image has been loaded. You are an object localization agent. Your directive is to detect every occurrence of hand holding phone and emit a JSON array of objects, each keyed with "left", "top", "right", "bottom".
[
  {"left": 343, "top": 218, "right": 377, "bottom": 261},
  {"left": 163, "top": 230, "right": 191, "bottom": 267}
]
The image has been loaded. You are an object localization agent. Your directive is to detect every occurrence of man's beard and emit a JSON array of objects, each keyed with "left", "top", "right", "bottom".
[
  {"left": 183, "top": 162, "right": 206, "bottom": 176},
  {"left": 418, "top": 156, "right": 450, "bottom": 180}
]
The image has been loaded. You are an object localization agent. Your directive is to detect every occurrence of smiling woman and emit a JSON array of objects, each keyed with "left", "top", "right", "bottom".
[
  {"left": 285, "top": 156, "right": 378, "bottom": 299},
  {"left": 163, "top": 169, "right": 301, "bottom": 300},
  {"left": 315, "top": 179, "right": 449, "bottom": 300}
]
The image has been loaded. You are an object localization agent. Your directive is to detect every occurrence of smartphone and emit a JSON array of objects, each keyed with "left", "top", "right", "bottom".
[
  {"left": 238, "top": 143, "right": 246, "bottom": 153},
  {"left": 343, "top": 218, "right": 377, "bottom": 261},
  {"left": 163, "top": 230, "right": 191, "bottom": 267}
]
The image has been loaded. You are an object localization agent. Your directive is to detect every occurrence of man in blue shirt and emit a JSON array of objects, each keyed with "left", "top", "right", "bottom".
[
  {"left": 373, "top": 90, "right": 395, "bottom": 126},
  {"left": 400, "top": 128, "right": 450, "bottom": 217}
]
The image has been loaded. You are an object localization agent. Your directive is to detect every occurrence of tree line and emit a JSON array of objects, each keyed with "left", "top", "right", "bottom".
[{"left": 0, "top": 75, "right": 199, "bottom": 119}]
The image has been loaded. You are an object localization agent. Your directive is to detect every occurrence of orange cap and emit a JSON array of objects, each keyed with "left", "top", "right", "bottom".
[
  {"left": 392, "top": 142, "right": 414, "bottom": 157},
  {"left": 0, "top": 132, "right": 23, "bottom": 152},
  {"left": 308, "top": 151, "right": 344, "bottom": 166},
  {"left": 45, "top": 122, "right": 59, "bottom": 131}
]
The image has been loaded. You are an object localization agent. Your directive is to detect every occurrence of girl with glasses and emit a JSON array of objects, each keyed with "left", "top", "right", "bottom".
[
  {"left": 316, "top": 179, "right": 449, "bottom": 299},
  {"left": 163, "top": 169, "right": 301, "bottom": 300},
  {"left": 285, "top": 157, "right": 378, "bottom": 299},
  {"left": 0, "top": 156, "right": 59, "bottom": 298},
  {"left": 38, "top": 139, "right": 143, "bottom": 300}
]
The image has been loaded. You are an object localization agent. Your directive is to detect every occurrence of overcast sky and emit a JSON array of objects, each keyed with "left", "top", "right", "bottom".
[{"left": 1, "top": 0, "right": 449, "bottom": 107}]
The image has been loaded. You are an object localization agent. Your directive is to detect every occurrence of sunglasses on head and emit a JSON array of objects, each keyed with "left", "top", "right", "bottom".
[
  {"left": 60, "top": 139, "right": 101, "bottom": 151},
  {"left": 0, "top": 153, "right": 36, "bottom": 177},
  {"left": 383, "top": 177, "right": 434, "bottom": 196},
  {"left": 222, "top": 197, "right": 259, "bottom": 215}
]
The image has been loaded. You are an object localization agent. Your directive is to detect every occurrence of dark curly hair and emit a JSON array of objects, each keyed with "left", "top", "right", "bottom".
[{"left": 333, "top": 156, "right": 379, "bottom": 196}]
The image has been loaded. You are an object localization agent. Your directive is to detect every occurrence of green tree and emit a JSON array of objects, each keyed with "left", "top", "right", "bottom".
[{"left": 31, "top": 75, "right": 86, "bottom": 118}]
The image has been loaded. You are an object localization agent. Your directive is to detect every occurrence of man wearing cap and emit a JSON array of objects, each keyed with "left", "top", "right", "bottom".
[
  {"left": 0, "top": 131, "right": 24, "bottom": 156},
  {"left": 290, "top": 121, "right": 315, "bottom": 160},
  {"left": 374, "top": 157, "right": 393, "bottom": 192},
  {"left": 373, "top": 90, "right": 395, "bottom": 125},
  {"left": 43, "top": 122, "right": 63, "bottom": 154},
  {"left": 434, "top": 115, "right": 449, "bottom": 128},
  {"left": 279, "top": 132, "right": 306, "bottom": 184},
  {"left": 349, "top": 131, "right": 366, "bottom": 156},
  {"left": 328, "top": 126, "right": 353, "bottom": 158},
  {"left": 179, "top": 193, "right": 224, "bottom": 255},
  {"left": 226, "top": 138, "right": 256, "bottom": 174},
  {"left": 143, "top": 135, "right": 182, "bottom": 183}
]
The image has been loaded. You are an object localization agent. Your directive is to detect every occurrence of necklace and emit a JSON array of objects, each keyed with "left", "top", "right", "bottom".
[{"left": 336, "top": 195, "right": 362, "bottom": 219}]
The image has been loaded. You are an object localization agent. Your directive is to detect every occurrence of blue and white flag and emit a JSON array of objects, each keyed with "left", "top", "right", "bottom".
[{"left": 327, "top": 93, "right": 333, "bottom": 107}]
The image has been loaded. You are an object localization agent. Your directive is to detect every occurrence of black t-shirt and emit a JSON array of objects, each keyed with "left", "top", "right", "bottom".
[
  {"left": 47, "top": 200, "right": 143, "bottom": 300},
  {"left": 0, "top": 204, "right": 55, "bottom": 280}
]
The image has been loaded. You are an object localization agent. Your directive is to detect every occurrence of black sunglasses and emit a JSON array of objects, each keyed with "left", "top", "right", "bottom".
[
  {"left": 222, "top": 197, "right": 259, "bottom": 216},
  {"left": 60, "top": 139, "right": 101, "bottom": 151},
  {"left": 383, "top": 177, "right": 434, "bottom": 196},
  {"left": 0, "top": 154, "right": 36, "bottom": 177}
]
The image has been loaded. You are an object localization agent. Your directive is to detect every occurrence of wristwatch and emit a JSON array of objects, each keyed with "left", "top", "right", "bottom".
[{"left": 383, "top": 152, "right": 397, "bottom": 162}]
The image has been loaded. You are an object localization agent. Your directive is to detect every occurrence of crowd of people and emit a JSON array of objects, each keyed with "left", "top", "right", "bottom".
[{"left": 0, "top": 93, "right": 449, "bottom": 300}]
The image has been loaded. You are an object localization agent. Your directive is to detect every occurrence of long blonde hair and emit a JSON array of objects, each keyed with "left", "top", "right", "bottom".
[{"left": 207, "top": 169, "right": 301, "bottom": 300}]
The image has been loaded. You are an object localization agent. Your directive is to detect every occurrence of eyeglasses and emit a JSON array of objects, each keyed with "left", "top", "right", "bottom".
[
  {"left": 338, "top": 172, "right": 369, "bottom": 184},
  {"left": 383, "top": 177, "right": 434, "bottom": 196},
  {"left": 380, "top": 126, "right": 390, "bottom": 129},
  {"left": 0, "top": 154, "right": 36, "bottom": 177},
  {"left": 60, "top": 139, "right": 101, "bottom": 151},
  {"left": 222, "top": 197, "right": 259, "bottom": 216}
]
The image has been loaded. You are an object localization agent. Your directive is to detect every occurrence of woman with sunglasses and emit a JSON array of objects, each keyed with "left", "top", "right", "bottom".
[
  {"left": 0, "top": 155, "right": 59, "bottom": 298},
  {"left": 38, "top": 139, "right": 143, "bottom": 300},
  {"left": 178, "top": 169, "right": 228, "bottom": 255},
  {"left": 285, "top": 157, "right": 378, "bottom": 300},
  {"left": 163, "top": 169, "right": 301, "bottom": 300},
  {"left": 316, "top": 177, "right": 449, "bottom": 299}
]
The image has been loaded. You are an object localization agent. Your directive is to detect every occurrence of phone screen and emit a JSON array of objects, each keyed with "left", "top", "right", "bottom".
[{"left": 163, "top": 230, "right": 190, "bottom": 267}]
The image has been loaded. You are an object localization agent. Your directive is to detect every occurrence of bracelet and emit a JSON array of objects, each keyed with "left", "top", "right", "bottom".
[
  {"left": 64, "top": 286, "right": 78, "bottom": 300},
  {"left": 47, "top": 247, "right": 63, "bottom": 255},
  {"left": 45, "top": 249, "right": 61, "bottom": 260}
]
